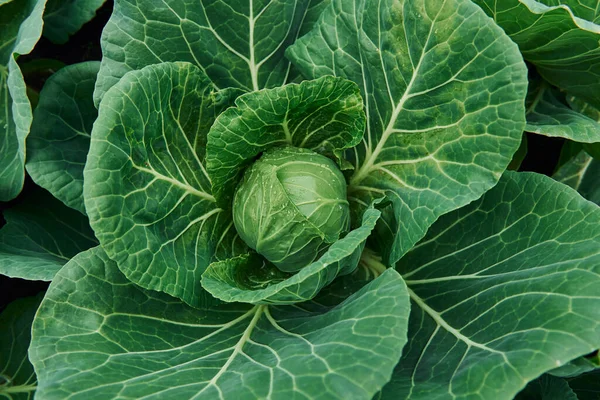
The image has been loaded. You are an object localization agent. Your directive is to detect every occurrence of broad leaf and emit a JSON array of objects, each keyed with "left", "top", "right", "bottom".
[
  {"left": 94, "top": 0, "right": 326, "bottom": 105},
  {"left": 553, "top": 150, "right": 599, "bottom": 205},
  {"left": 473, "top": 0, "right": 600, "bottom": 109},
  {"left": 287, "top": 0, "right": 527, "bottom": 265},
  {"left": 0, "top": 295, "right": 42, "bottom": 400},
  {"left": 43, "top": 0, "right": 107, "bottom": 44},
  {"left": 30, "top": 247, "right": 410, "bottom": 400},
  {"left": 84, "top": 62, "right": 245, "bottom": 307},
  {"left": 0, "top": 0, "right": 46, "bottom": 201},
  {"left": 515, "top": 375, "right": 578, "bottom": 400},
  {"left": 202, "top": 207, "right": 379, "bottom": 304},
  {"left": 207, "top": 75, "right": 364, "bottom": 206},
  {"left": 525, "top": 79, "right": 600, "bottom": 143},
  {"left": 27, "top": 61, "right": 100, "bottom": 214},
  {"left": 382, "top": 171, "right": 600, "bottom": 400},
  {"left": 0, "top": 188, "right": 97, "bottom": 281},
  {"left": 568, "top": 370, "right": 600, "bottom": 400}
]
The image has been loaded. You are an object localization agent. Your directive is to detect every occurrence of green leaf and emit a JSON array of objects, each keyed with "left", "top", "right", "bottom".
[
  {"left": 94, "top": 0, "right": 327, "bottom": 105},
  {"left": 515, "top": 375, "right": 578, "bottom": 400},
  {"left": 202, "top": 206, "right": 379, "bottom": 304},
  {"left": 525, "top": 79, "right": 600, "bottom": 143},
  {"left": 568, "top": 370, "right": 600, "bottom": 400},
  {"left": 553, "top": 150, "right": 600, "bottom": 205},
  {"left": 26, "top": 61, "right": 100, "bottom": 214},
  {"left": 382, "top": 171, "right": 600, "bottom": 400},
  {"left": 43, "top": 0, "right": 107, "bottom": 44},
  {"left": 207, "top": 75, "right": 364, "bottom": 207},
  {"left": 0, "top": 187, "right": 97, "bottom": 281},
  {"left": 0, "top": 295, "right": 42, "bottom": 400},
  {"left": 550, "top": 353, "right": 599, "bottom": 378},
  {"left": 84, "top": 62, "right": 245, "bottom": 308},
  {"left": 30, "top": 246, "right": 410, "bottom": 400},
  {"left": 0, "top": 0, "right": 46, "bottom": 201},
  {"left": 473, "top": 0, "right": 600, "bottom": 110},
  {"left": 287, "top": 0, "right": 527, "bottom": 265}
]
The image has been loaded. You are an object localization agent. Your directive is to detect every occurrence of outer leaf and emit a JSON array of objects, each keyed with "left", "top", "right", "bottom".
[
  {"left": 553, "top": 150, "right": 599, "bottom": 205},
  {"left": 568, "top": 370, "right": 600, "bottom": 400},
  {"left": 0, "top": 295, "right": 42, "bottom": 400},
  {"left": 0, "top": 188, "right": 97, "bottom": 281},
  {"left": 525, "top": 80, "right": 600, "bottom": 143},
  {"left": 84, "top": 62, "right": 245, "bottom": 307},
  {"left": 202, "top": 207, "right": 379, "bottom": 304},
  {"left": 287, "top": 0, "right": 527, "bottom": 265},
  {"left": 30, "top": 247, "right": 410, "bottom": 400},
  {"left": 382, "top": 171, "right": 600, "bottom": 400},
  {"left": 26, "top": 61, "right": 100, "bottom": 214},
  {"left": 43, "top": 0, "right": 107, "bottom": 44},
  {"left": 207, "top": 75, "right": 365, "bottom": 207},
  {"left": 0, "top": 0, "right": 46, "bottom": 201},
  {"left": 515, "top": 375, "right": 578, "bottom": 400},
  {"left": 94, "top": 0, "right": 326, "bottom": 105},
  {"left": 473, "top": 0, "right": 600, "bottom": 109}
]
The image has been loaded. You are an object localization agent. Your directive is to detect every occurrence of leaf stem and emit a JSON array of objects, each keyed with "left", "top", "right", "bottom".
[{"left": 359, "top": 247, "right": 387, "bottom": 278}]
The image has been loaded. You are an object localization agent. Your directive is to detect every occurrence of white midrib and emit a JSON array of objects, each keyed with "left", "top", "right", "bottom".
[
  {"left": 349, "top": 46, "right": 427, "bottom": 188},
  {"left": 200, "top": 305, "right": 265, "bottom": 395},
  {"left": 249, "top": 0, "right": 259, "bottom": 91}
]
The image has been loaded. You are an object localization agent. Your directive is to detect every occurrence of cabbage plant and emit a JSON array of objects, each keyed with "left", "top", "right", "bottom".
[{"left": 0, "top": 0, "right": 600, "bottom": 399}]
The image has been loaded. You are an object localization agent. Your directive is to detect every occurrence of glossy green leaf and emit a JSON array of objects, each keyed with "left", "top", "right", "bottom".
[
  {"left": 0, "top": 295, "right": 42, "bottom": 400},
  {"left": 568, "top": 370, "right": 600, "bottom": 400},
  {"left": 553, "top": 150, "right": 600, "bottom": 205},
  {"left": 84, "top": 62, "right": 245, "bottom": 307},
  {"left": 550, "top": 353, "right": 599, "bottom": 378},
  {"left": 30, "top": 247, "right": 410, "bottom": 400},
  {"left": 0, "top": 0, "right": 46, "bottom": 201},
  {"left": 515, "top": 375, "right": 578, "bottom": 400},
  {"left": 525, "top": 80, "right": 600, "bottom": 143},
  {"left": 94, "top": 0, "right": 327, "bottom": 105},
  {"left": 43, "top": 0, "right": 107, "bottom": 44},
  {"left": 0, "top": 188, "right": 97, "bottom": 281},
  {"left": 26, "top": 61, "right": 100, "bottom": 214},
  {"left": 473, "top": 0, "right": 600, "bottom": 109},
  {"left": 207, "top": 75, "right": 364, "bottom": 207},
  {"left": 287, "top": 0, "right": 527, "bottom": 265},
  {"left": 382, "top": 171, "right": 600, "bottom": 400},
  {"left": 202, "top": 207, "right": 379, "bottom": 304}
]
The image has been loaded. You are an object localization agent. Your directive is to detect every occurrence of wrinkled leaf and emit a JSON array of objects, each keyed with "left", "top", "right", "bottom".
[
  {"left": 0, "top": 187, "right": 97, "bottom": 281},
  {"left": 553, "top": 150, "right": 600, "bottom": 205},
  {"left": 0, "top": 295, "right": 42, "bottom": 400},
  {"left": 43, "top": 0, "right": 107, "bottom": 44},
  {"left": 207, "top": 75, "right": 364, "bottom": 207},
  {"left": 30, "top": 247, "right": 410, "bottom": 400},
  {"left": 525, "top": 79, "right": 600, "bottom": 143},
  {"left": 382, "top": 171, "right": 600, "bottom": 400},
  {"left": 515, "top": 375, "right": 578, "bottom": 400},
  {"left": 473, "top": 0, "right": 600, "bottom": 109},
  {"left": 0, "top": 0, "right": 46, "bottom": 201},
  {"left": 202, "top": 207, "right": 379, "bottom": 304},
  {"left": 84, "top": 62, "right": 245, "bottom": 307},
  {"left": 287, "top": 0, "right": 526, "bottom": 265},
  {"left": 94, "top": 0, "right": 326, "bottom": 105},
  {"left": 27, "top": 61, "right": 100, "bottom": 214}
]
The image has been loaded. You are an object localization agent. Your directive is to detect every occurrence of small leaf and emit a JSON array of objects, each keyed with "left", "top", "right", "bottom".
[
  {"left": 43, "top": 0, "right": 107, "bottom": 44},
  {"left": 207, "top": 76, "right": 365, "bottom": 207},
  {"left": 30, "top": 247, "right": 410, "bottom": 400},
  {"left": 0, "top": 187, "right": 97, "bottom": 281},
  {"left": 0, "top": 295, "right": 43, "bottom": 400},
  {"left": 0, "top": 0, "right": 46, "bottom": 201},
  {"left": 84, "top": 62, "right": 245, "bottom": 307},
  {"left": 27, "top": 61, "right": 100, "bottom": 214},
  {"left": 202, "top": 207, "right": 380, "bottom": 304},
  {"left": 382, "top": 171, "right": 600, "bottom": 399}
]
